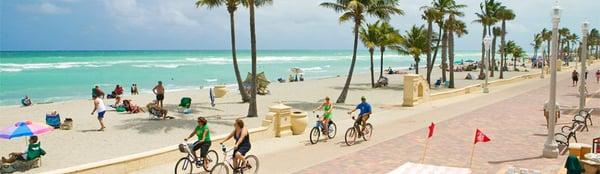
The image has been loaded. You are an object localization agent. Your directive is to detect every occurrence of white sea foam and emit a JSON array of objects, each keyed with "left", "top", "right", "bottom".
[{"left": 0, "top": 68, "right": 23, "bottom": 72}]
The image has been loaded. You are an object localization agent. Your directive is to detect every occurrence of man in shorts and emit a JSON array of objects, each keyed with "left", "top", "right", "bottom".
[
  {"left": 348, "top": 96, "right": 372, "bottom": 137},
  {"left": 91, "top": 95, "right": 107, "bottom": 131},
  {"left": 153, "top": 81, "right": 165, "bottom": 108}
]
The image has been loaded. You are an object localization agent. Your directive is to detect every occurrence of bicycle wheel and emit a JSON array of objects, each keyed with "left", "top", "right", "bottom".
[
  {"left": 243, "top": 155, "right": 260, "bottom": 174},
  {"left": 309, "top": 127, "right": 320, "bottom": 144},
  {"left": 362, "top": 123, "right": 373, "bottom": 141},
  {"left": 344, "top": 127, "right": 356, "bottom": 146},
  {"left": 203, "top": 150, "right": 219, "bottom": 172},
  {"left": 210, "top": 163, "right": 229, "bottom": 174},
  {"left": 327, "top": 122, "right": 337, "bottom": 139},
  {"left": 174, "top": 157, "right": 193, "bottom": 174}
]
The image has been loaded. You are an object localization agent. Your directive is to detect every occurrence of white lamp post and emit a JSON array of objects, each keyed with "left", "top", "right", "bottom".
[
  {"left": 543, "top": 0, "right": 560, "bottom": 158},
  {"left": 483, "top": 35, "right": 492, "bottom": 93},
  {"left": 579, "top": 22, "right": 589, "bottom": 111}
]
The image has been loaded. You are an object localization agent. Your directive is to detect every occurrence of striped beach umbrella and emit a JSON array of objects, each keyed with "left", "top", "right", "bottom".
[{"left": 0, "top": 121, "right": 54, "bottom": 139}]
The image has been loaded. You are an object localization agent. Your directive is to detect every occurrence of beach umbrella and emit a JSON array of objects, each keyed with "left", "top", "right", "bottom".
[
  {"left": 290, "top": 67, "right": 303, "bottom": 74},
  {"left": 0, "top": 121, "right": 53, "bottom": 140},
  {"left": 209, "top": 88, "right": 216, "bottom": 108}
]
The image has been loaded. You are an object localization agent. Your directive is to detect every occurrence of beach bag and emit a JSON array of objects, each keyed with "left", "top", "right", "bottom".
[
  {"left": 60, "top": 118, "right": 73, "bottom": 130},
  {"left": 116, "top": 106, "right": 126, "bottom": 112}
]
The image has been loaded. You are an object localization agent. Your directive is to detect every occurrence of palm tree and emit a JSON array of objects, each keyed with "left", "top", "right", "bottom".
[
  {"left": 474, "top": 0, "right": 499, "bottom": 79},
  {"left": 445, "top": 14, "right": 467, "bottom": 88},
  {"left": 440, "top": 22, "right": 448, "bottom": 82},
  {"left": 394, "top": 25, "right": 428, "bottom": 74},
  {"left": 505, "top": 40, "right": 516, "bottom": 69},
  {"left": 359, "top": 22, "right": 381, "bottom": 88},
  {"left": 512, "top": 45, "right": 526, "bottom": 69},
  {"left": 246, "top": 0, "right": 273, "bottom": 117},
  {"left": 320, "top": 0, "right": 403, "bottom": 103},
  {"left": 591, "top": 28, "right": 600, "bottom": 58},
  {"left": 421, "top": 7, "right": 442, "bottom": 86},
  {"left": 491, "top": 27, "right": 501, "bottom": 76},
  {"left": 533, "top": 33, "right": 543, "bottom": 62},
  {"left": 558, "top": 28, "right": 570, "bottom": 62},
  {"left": 495, "top": 7, "right": 514, "bottom": 79},
  {"left": 541, "top": 28, "right": 552, "bottom": 65},
  {"left": 423, "top": 0, "right": 465, "bottom": 84},
  {"left": 376, "top": 22, "right": 402, "bottom": 78},
  {"left": 195, "top": 0, "right": 250, "bottom": 103}
]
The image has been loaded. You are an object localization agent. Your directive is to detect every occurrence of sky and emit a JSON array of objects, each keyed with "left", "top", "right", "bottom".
[{"left": 0, "top": 0, "right": 598, "bottom": 51}]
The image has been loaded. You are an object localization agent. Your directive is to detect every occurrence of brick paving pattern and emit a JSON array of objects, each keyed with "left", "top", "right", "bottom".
[{"left": 297, "top": 68, "right": 600, "bottom": 174}]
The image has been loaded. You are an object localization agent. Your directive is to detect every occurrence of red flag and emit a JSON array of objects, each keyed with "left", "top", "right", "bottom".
[
  {"left": 427, "top": 122, "right": 435, "bottom": 138},
  {"left": 474, "top": 129, "right": 490, "bottom": 144}
]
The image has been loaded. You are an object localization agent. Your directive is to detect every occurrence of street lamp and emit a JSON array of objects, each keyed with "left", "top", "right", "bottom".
[
  {"left": 543, "top": 0, "right": 560, "bottom": 158},
  {"left": 579, "top": 21, "right": 589, "bottom": 111},
  {"left": 483, "top": 35, "right": 492, "bottom": 93}
]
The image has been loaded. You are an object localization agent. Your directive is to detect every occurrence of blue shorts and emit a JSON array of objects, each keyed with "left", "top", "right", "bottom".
[{"left": 98, "top": 111, "right": 106, "bottom": 119}]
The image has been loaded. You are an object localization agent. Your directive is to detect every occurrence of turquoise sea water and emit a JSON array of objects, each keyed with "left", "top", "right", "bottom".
[{"left": 0, "top": 50, "right": 482, "bottom": 106}]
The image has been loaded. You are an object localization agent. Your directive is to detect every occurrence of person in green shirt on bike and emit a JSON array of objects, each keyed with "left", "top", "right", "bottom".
[
  {"left": 313, "top": 96, "right": 334, "bottom": 137},
  {"left": 184, "top": 117, "right": 211, "bottom": 168},
  {"left": 1, "top": 136, "right": 46, "bottom": 163}
]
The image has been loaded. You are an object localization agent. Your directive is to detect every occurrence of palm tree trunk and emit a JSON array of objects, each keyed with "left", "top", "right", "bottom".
[
  {"left": 415, "top": 58, "right": 419, "bottom": 74},
  {"left": 246, "top": 0, "right": 257, "bottom": 117},
  {"left": 336, "top": 21, "right": 360, "bottom": 104},
  {"left": 449, "top": 30, "right": 455, "bottom": 88},
  {"left": 430, "top": 25, "right": 443, "bottom": 80},
  {"left": 228, "top": 11, "right": 250, "bottom": 103},
  {"left": 441, "top": 29, "right": 448, "bottom": 82},
  {"left": 370, "top": 49, "right": 375, "bottom": 88},
  {"left": 499, "top": 20, "right": 506, "bottom": 79},
  {"left": 479, "top": 24, "right": 487, "bottom": 79},
  {"left": 425, "top": 20, "right": 433, "bottom": 87},
  {"left": 491, "top": 35, "right": 497, "bottom": 77},
  {"left": 379, "top": 47, "right": 385, "bottom": 78}
]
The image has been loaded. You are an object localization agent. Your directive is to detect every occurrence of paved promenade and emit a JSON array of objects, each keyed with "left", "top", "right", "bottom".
[{"left": 297, "top": 67, "right": 600, "bottom": 174}]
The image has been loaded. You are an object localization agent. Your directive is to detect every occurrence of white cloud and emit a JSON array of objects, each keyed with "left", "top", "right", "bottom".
[
  {"left": 103, "top": 0, "right": 200, "bottom": 30},
  {"left": 18, "top": 2, "right": 71, "bottom": 15}
]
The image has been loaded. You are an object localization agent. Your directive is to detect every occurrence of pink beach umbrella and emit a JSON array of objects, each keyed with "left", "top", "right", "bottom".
[{"left": 0, "top": 121, "right": 54, "bottom": 139}]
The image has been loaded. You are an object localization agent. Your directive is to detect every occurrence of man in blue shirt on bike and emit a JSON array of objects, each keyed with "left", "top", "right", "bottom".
[{"left": 347, "top": 96, "right": 372, "bottom": 137}]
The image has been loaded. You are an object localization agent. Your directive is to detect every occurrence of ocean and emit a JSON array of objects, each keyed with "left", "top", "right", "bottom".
[{"left": 0, "top": 50, "right": 482, "bottom": 106}]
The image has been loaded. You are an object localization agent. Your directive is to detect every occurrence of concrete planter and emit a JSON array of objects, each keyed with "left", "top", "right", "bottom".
[
  {"left": 290, "top": 111, "right": 307, "bottom": 135},
  {"left": 213, "top": 85, "right": 227, "bottom": 98}
]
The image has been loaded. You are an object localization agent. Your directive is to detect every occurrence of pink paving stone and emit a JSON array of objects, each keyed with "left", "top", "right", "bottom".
[{"left": 296, "top": 68, "right": 600, "bottom": 174}]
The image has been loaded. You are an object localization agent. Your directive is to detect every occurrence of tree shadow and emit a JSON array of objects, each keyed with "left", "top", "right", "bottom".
[
  {"left": 114, "top": 114, "right": 236, "bottom": 134},
  {"left": 330, "top": 83, "right": 404, "bottom": 91}
]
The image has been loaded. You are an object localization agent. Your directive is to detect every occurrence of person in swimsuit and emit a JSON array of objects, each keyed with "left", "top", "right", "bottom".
[
  {"left": 90, "top": 95, "right": 107, "bottom": 131},
  {"left": 152, "top": 81, "right": 165, "bottom": 108},
  {"left": 184, "top": 117, "right": 211, "bottom": 168},
  {"left": 220, "top": 118, "right": 251, "bottom": 169},
  {"left": 313, "top": 96, "right": 334, "bottom": 137}
]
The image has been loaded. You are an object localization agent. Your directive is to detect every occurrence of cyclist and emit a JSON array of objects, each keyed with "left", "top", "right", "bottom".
[
  {"left": 347, "top": 96, "right": 372, "bottom": 137},
  {"left": 313, "top": 96, "right": 334, "bottom": 136},
  {"left": 184, "top": 117, "right": 211, "bottom": 168},
  {"left": 220, "top": 118, "right": 251, "bottom": 170}
]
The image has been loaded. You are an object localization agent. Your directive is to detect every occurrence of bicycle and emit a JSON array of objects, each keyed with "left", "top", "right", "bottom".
[
  {"left": 211, "top": 144, "right": 259, "bottom": 174},
  {"left": 174, "top": 141, "right": 219, "bottom": 174},
  {"left": 309, "top": 111, "right": 337, "bottom": 144},
  {"left": 344, "top": 114, "right": 373, "bottom": 146}
]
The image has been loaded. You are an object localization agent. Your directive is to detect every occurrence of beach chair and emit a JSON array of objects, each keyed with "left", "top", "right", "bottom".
[
  {"left": 177, "top": 97, "right": 192, "bottom": 114},
  {"left": 434, "top": 79, "right": 441, "bottom": 88},
  {"left": 45, "top": 113, "right": 61, "bottom": 128},
  {"left": 1, "top": 158, "right": 41, "bottom": 174}
]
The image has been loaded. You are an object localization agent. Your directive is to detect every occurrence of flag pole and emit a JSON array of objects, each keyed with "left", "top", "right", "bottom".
[
  {"left": 469, "top": 143, "right": 476, "bottom": 168},
  {"left": 420, "top": 138, "right": 430, "bottom": 163}
]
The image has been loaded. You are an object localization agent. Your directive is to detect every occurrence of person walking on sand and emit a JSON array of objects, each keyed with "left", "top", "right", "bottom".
[
  {"left": 153, "top": 81, "right": 165, "bottom": 108},
  {"left": 90, "top": 95, "right": 107, "bottom": 131},
  {"left": 596, "top": 70, "right": 600, "bottom": 83},
  {"left": 572, "top": 70, "right": 579, "bottom": 87}
]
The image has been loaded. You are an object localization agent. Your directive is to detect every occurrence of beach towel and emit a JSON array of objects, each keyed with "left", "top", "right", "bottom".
[{"left": 209, "top": 88, "right": 215, "bottom": 108}]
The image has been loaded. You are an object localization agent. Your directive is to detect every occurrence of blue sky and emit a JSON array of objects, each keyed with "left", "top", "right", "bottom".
[{"left": 0, "top": 0, "right": 598, "bottom": 51}]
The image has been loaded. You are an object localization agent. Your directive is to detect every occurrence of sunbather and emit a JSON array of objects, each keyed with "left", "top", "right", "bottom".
[
  {"left": 123, "top": 99, "right": 144, "bottom": 113},
  {"left": 1, "top": 136, "right": 45, "bottom": 164},
  {"left": 147, "top": 101, "right": 168, "bottom": 119}
]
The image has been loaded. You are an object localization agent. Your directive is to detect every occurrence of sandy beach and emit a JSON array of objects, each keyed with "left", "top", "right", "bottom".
[{"left": 0, "top": 65, "right": 541, "bottom": 172}]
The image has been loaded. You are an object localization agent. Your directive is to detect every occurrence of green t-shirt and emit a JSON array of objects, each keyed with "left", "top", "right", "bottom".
[
  {"left": 26, "top": 142, "right": 46, "bottom": 160},
  {"left": 195, "top": 124, "right": 211, "bottom": 142}
]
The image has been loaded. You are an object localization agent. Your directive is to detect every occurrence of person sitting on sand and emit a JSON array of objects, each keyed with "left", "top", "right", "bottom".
[
  {"left": 113, "top": 85, "right": 124, "bottom": 96},
  {"left": 387, "top": 67, "right": 394, "bottom": 74},
  {"left": 21, "top": 96, "right": 32, "bottom": 107},
  {"left": 112, "top": 96, "right": 123, "bottom": 108},
  {"left": 92, "top": 86, "right": 105, "bottom": 99},
  {"left": 288, "top": 74, "right": 294, "bottom": 82},
  {"left": 147, "top": 100, "right": 168, "bottom": 119},
  {"left": 1, "top": 136, "right": 45, "bottom": 164},
  {"left": 299, "top": 74, "right": 304, "bottom": 81},
  {"left": 123, "top": 99, "right": 144, "bottom": 114}
]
